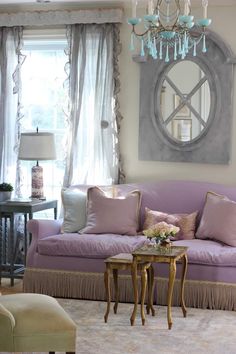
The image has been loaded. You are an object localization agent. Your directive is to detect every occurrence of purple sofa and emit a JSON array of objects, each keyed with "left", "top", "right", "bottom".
[{"left": 23, "top": 180, "right": 236, "bottom": 310}]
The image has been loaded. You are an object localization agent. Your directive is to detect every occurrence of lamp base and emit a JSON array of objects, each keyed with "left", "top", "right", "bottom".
[{"left": 31, "top": 164, "right": 44, "bottom": 199}]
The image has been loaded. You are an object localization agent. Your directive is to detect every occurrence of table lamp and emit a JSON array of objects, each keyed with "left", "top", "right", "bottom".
[{"left": 18, "top": 129, "right": 56, "bottom": 199}]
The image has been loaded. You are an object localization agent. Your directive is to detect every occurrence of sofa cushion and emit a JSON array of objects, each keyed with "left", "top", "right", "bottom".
[
  {"left": 143, "top": 208, "right": 198, "bottom": 240},
  {"left": 196, "top": 192, "right": 236, "bottom": 246},
  {"left": 37, "top": 234, "right": 149, "bottom": 259},
  {"left": 80, "top": 186, "right": 141, "bottom": 236},
  {"left": 174, "top": 239, "right": 236, "bottom": 266}
]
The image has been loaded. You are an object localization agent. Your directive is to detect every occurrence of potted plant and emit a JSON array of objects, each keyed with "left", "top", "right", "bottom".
[{"left": 0, "top": 182, "right": 14, "bottom": 202}]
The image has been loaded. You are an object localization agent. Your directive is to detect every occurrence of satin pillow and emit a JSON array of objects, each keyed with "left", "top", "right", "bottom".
[
  {"left": 143, "top": 208, "right": 198, "bottom": 240},
  {"left": 61, "top": 187, "right": 87, "bottom": 233},
  {"left": 80, "top": 186, "right": 141, "bottom": 236},
  {"left": 196, "top": 191, "right": 236, "bottom": 246}
]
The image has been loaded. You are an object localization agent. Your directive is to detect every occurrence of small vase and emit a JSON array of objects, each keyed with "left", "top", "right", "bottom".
[{"left": 159, "top": 239, "right": 172, "bottom": 248}]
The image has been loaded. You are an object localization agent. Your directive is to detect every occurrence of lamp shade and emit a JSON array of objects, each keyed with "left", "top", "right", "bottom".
[{"left": 18, "top": 132, "right": 56, "bottom": 161}]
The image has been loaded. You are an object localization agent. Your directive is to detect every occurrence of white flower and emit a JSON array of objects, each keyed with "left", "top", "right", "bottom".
[{"left": 143, "top": 221, "right": 180, "bottom": 241}]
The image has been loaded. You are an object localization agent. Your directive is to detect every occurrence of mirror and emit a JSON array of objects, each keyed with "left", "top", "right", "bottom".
[
  {"left": 160, "top": 61, "right": 211, "bottom": 143},
  {"left": 136, "top": 28, "right": 236, "bottom": 164}
]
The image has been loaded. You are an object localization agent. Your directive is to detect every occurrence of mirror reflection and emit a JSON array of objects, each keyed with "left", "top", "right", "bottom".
[{"left": 160, "top": 60, "right": 211, "bottom": 142}]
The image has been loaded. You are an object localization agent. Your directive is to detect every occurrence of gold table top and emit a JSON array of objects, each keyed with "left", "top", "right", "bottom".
[{"left": 132, "top": 245, "right": 188, "bottom": 261}]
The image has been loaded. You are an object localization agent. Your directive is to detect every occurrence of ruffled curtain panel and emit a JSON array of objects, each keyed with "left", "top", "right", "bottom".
[
  {"left": 0, "top": 26, "right": 24, "bottom": 194},
  {"left": 63, "top": 23, "right": 122, "bottom": 187},
  {"left": 0, "top": 8, "right": 124, "bottom": 192}
]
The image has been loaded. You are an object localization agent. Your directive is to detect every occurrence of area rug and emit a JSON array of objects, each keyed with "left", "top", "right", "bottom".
[
  {"left": 0, "top": 298, "right": 235, "bottom": 354},
  {"left": 57, "top": 299, "right": 236, "bottom": 354}
]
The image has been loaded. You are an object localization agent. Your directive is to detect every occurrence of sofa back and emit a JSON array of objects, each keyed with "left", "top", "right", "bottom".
[
  {"left": 71, "top": 180, "right": 236, "bottom": 228},
  {"left": 115, "top": 180, "right": 236, "bottom": 226}
]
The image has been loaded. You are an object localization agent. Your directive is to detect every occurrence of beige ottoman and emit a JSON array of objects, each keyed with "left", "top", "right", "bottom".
[{"left": 0, "top": 293, "right": 76, "bottom": 353}]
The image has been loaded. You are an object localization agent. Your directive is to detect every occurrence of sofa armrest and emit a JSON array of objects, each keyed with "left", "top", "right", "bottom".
[
  {"left": 26, "top": 219, "right": 62, "bottom": 267},
  {"left": 27, "top": 219, "right": 62, "bottom": 240}
]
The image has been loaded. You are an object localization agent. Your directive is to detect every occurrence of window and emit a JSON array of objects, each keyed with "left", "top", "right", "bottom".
[{"left": 21, "top": 32, "right": 67, "bottom": 211}]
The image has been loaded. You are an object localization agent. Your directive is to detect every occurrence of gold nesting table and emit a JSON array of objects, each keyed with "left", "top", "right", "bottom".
[
  {"left": 104, "top": 253, "right": 155, "bottom": 325},
  {"left": 104, "top": 246, "right": 188, "bottom": 329},
  {"left": 131, "top": 245, "right": 188, "bottom": 329}
]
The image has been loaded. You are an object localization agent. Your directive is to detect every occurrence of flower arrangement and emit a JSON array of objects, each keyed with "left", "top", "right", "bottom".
[{"left": 143, "top": 221, "right": 180, "bottom": 245}]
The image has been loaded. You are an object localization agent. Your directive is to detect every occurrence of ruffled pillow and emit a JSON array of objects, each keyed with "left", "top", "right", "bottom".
[
  {"left": 80, "top": 186, "right": 141, "bottom": 236},
  {"left": 143, "top": 208, "right": 198, "bottom": 240}
]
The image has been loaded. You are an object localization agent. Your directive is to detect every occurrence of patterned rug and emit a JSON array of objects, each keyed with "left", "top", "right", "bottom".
[
  {"left": 0, "top": 294, "right": 235, "bottom": 354},
  {"left": 57, "top": 299, "right": 236, "bottom": 354}
]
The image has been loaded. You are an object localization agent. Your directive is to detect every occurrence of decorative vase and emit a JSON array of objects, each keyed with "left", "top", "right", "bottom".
[
  {"left": 154, "top": 237, "right": 172, "bottom": 248},
  {"left": 159, "top": 239, "right": 172, "bottom": 248},
  {"left": 0, "top": 191, "right": 12, "bottom": 202}
]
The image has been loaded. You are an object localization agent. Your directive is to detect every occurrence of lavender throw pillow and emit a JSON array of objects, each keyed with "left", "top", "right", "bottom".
[
  {"left": 196, "top": 192, "right": 236, "bottom": 246},
  {"left": 61, "top": 186, "right": 117, "bottom": 233},
  {"left": 80, "top": 186, "right": 141, "bottom": 236},
  {"left": 143, "top": 208, "right": 198, "bottom": 240}
]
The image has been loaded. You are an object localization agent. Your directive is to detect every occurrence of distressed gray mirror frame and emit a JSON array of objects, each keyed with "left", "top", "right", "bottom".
[
  {"left": 155, "top": 59, "right": 214, "bottom": 149},
  {"left": 136, "top": 29, "right": 236, "bottom": 164}
]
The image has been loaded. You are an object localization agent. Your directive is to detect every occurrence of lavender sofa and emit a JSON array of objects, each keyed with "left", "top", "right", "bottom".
[{"left": 23, "top": 180, "right": 236, "bottom": 310}]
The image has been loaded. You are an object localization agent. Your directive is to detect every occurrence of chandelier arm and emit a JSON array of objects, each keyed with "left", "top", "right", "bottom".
[{"left": 131, "top": 25, "right": 151, "bottom": 38}]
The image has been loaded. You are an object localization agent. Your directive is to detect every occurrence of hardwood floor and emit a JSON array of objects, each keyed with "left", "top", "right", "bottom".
[{"left": 0, "top": 278, "right": 23, "bottom": 295}]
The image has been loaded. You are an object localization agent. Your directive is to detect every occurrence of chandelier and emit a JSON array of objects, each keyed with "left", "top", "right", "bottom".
[{"left": 128, "top": 0, "right": 211, "bottom": 62}]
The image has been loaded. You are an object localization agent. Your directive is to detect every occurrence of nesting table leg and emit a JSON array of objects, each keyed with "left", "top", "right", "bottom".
[
  {"left": 167, "top": 259, "right": 176, "bottom": 330},
  {"left": 147, "top": 265, "right": 155, "bottom": 316},
  {"left": 180, "top": 254, "right": 188, "bottom": 317},
  {"left": 113, "top": 268, "right": 119, "bottom": 314},
  {"left": 130, "top": 259, "right": 138, "bottom": 326},
  {"left": 104, "top": 265, "right": 111, "bottom": 323},
  {"left": 140, "top": 265, "right": 148, "bottom": 325}
]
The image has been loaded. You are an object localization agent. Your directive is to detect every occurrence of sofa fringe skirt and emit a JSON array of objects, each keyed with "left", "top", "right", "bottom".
[{"left": 23, "top": 267, "right": 236, "bottom": 311}]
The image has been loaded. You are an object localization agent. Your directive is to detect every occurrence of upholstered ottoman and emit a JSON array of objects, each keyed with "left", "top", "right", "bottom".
[{"left": 0, "top": 293, "right": 76, "bottom": 353}]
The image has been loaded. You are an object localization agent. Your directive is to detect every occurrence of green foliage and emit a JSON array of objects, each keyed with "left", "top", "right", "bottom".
[{"left": 0, "top": 182, "right": 14, "bottom": 192}]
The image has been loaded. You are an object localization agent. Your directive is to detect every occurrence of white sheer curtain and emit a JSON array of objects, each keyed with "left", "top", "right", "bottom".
[
  {"left": 63, "top": 23, "right": 121, "bottom": 187},
  {"left": 0, "top": 27, "right": 23, "bottom": 192}
]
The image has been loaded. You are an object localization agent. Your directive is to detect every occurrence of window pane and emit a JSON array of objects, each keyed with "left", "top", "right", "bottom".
[{"left": 21, "top": 38, "right": 67, "bottom": 214}]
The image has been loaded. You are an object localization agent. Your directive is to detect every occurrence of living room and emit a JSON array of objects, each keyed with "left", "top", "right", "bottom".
[{"left": 0, "top": 0, "right": 236, "bottom": 353}]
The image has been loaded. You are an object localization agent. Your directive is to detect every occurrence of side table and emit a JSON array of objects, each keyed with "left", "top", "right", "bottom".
[
  {"left": 0, "top": 199, "right": 57, "bottom": 286},
  {"left": 104, "top": 253, "right": 155, "bottom": 325},
  {"left": 131, "top": 245, "right": 188, "bottom": 329}
]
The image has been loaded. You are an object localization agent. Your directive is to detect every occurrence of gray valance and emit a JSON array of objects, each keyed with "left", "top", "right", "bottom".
[{"left": 0, "top": 8, "right": 123, "bottom": 27}]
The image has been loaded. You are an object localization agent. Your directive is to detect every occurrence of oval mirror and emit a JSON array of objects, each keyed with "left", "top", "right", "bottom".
[{"left": 160, "top": 60, "right": 211, "bottom": 143}]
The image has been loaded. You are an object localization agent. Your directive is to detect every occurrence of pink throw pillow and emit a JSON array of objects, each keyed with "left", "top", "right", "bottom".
[
  {"left": 143, "top": 208, "right": 198, "bottom": 240},
  {"left": 196, "top": 191, "right": 236, "bottom": 246},
  {"left": 80, "top": 186, "right": 141, "bottom": 236}
]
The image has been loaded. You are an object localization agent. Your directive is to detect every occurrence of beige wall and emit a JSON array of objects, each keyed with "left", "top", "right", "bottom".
[
  {"left": 0, "top": 2, "right": 235, "bottom": 185},
  {"left": 119, "top": 5, "right": 236, "bottom": 185}
]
